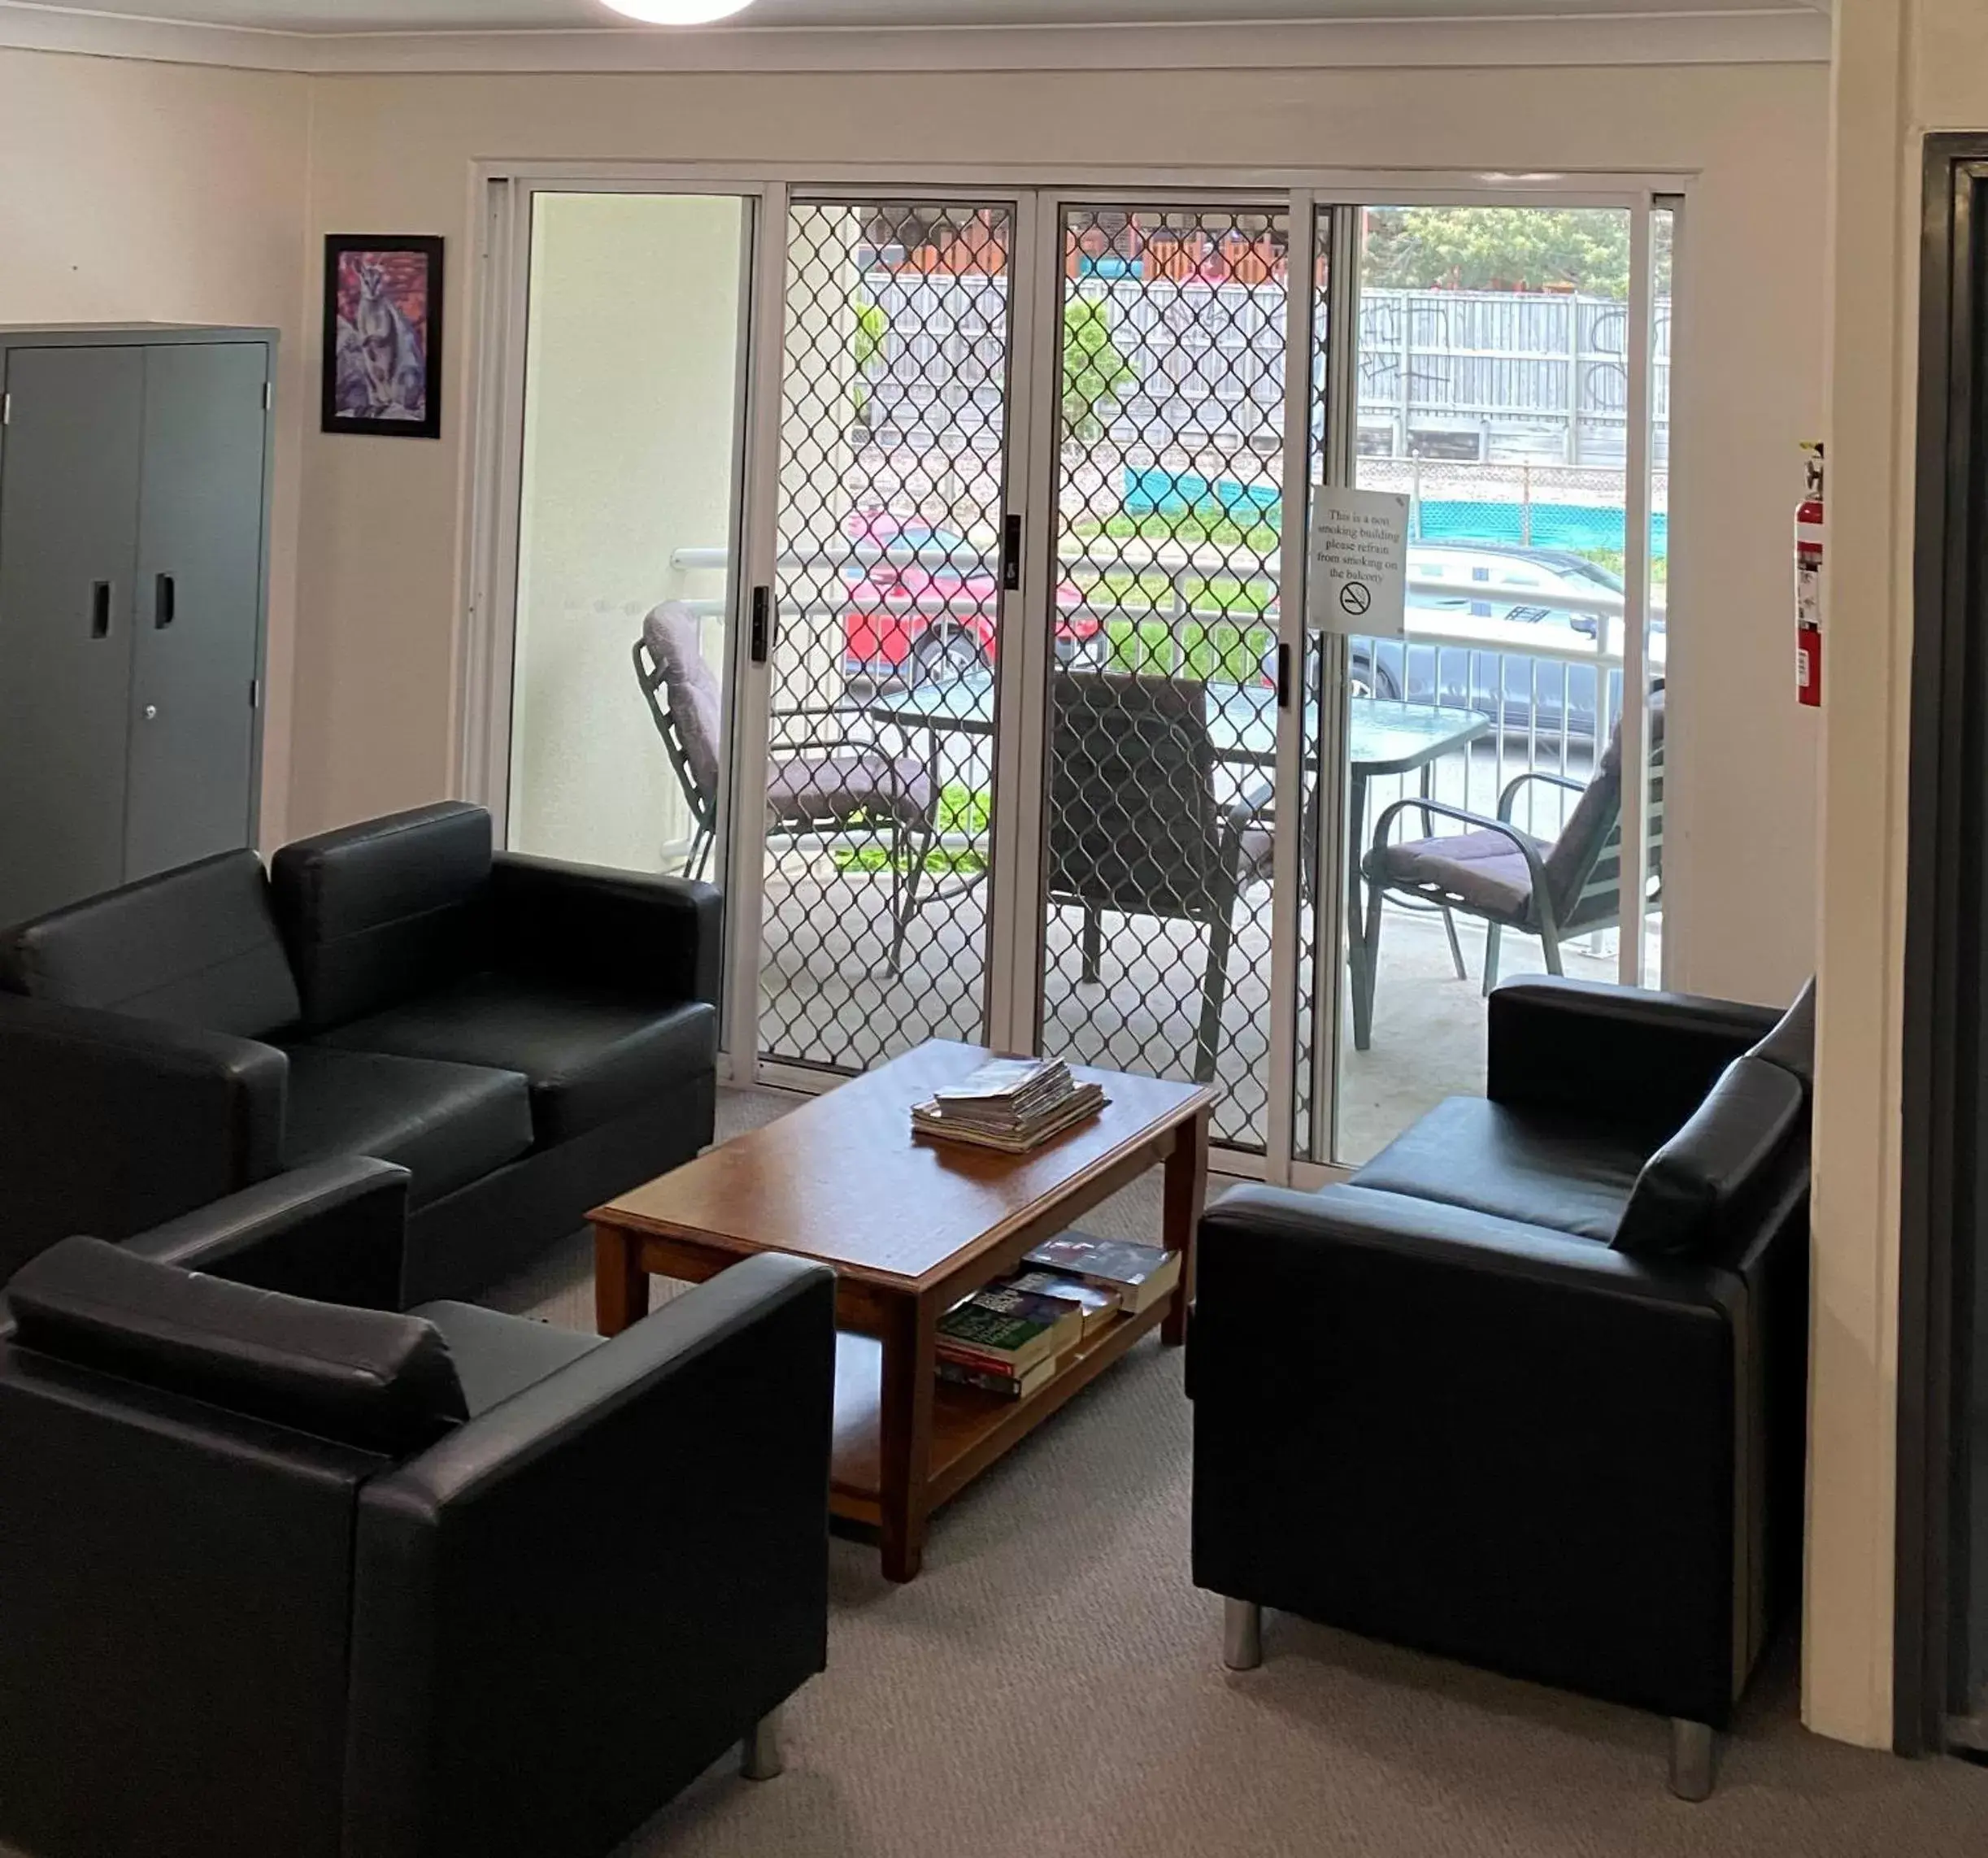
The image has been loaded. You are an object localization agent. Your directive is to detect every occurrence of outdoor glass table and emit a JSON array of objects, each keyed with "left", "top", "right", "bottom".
[{"left": 855, "top": 672, "right": 1491, "bottom": 1022}]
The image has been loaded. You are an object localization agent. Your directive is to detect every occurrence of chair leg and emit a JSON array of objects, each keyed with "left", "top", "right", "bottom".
[
  {"left": 1352, "top": 881, "right": 1385, "bottom": 1052},
  {"left": 1081, "top": 904, "right": 1103, "bottom": 986},
  {"left": 1540, "top": 921, "right": 1564, "bottom": 977},
  {"left": 1482, "top": 922, "right": 1503, "bottom": 996},
  {"left": 741, "top": 1708, "right": 785, "bottom": 1782},
  {"left": 1442, "top": 907, "right": 1468, "bottom": 981},
  {"left": 686, "top": 826, "right": 716, "bottom": 884},
  {"left": 885, "top": 820, "right": 907, "bottom": 975},
  {"left": 1223, "top": 1599, "right": 1264, "bottom": 1673},
  {"left": 1196, "top": 908, "right": 1234, "bottom": 1086},
  {"left": 1668, "top": 1719, "right": 1714, "bottom": 1803},
  {"left": 890, "top": 814, "right": 935, "bottom": 975}
]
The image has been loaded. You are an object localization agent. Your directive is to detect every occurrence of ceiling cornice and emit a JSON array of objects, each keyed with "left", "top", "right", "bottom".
[{"left": 0, "top": 2, "right": 1834, "bottom": 76}]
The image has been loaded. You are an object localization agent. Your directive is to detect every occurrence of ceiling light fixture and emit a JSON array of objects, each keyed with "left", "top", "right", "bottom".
[{"left": 599, "top": 0, "right": 757, "bottom": 22}]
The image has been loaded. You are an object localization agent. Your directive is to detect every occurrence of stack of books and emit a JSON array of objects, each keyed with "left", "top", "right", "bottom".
[
  {"left": 934, "top": 1236, "right": 1185, "bottom": 1401},
  {"left": 911, "top": 1057, "right": 1107, "bottom": 1154}
]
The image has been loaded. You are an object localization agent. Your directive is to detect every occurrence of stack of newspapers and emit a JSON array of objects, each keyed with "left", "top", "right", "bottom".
[{"left": 911, "top": 1057, "right": 1106, "bottom": 1155}]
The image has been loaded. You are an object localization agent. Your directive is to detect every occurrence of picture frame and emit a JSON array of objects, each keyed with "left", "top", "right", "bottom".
[{"left": 321, "top": 234, "right": 445, "bottom": 440}]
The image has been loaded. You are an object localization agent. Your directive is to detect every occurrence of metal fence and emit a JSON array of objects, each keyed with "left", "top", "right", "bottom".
[{"left": 858, "top": 272, "right": 1671, "bottom": 468}]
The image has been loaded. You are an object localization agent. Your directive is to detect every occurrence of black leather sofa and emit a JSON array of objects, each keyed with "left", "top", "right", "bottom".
[
  {"left": 0, "top": 803, "right": 719, "bottom": 1304},
  {"left": 1191, "top": 977, "right": 1813, "bottom": 1799},
  {"left": 0, "top": 1158, "right": 837, "bottom": 1858}
]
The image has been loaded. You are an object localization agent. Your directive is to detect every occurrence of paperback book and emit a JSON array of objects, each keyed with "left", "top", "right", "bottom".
[
  {"left": 1020, "top": 1234, "right": 1182, "bottom": 1316},
  {"left": 936, "top": 1355, "right": 1059, "bottom": 1401}
]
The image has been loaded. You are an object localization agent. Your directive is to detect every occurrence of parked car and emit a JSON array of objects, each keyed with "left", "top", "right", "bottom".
[
  {"left": 1403, "top": 540, "right": 1629, "bottom": 637},
  {"left": 1351, "top": 542, "right": 1661, "bottom": 739},
  {"left": 842, "top": 511, "right": 1101, "bottom": 681}
]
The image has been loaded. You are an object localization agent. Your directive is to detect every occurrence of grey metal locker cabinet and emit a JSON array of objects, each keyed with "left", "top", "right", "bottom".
[
  {"left": 0, "top": 346, "right": 146, "bottom": 924},
  {"left": 0, "top": 326, "right": 274, "bottom": 926},
  {"left": 125, "top": 341, "right": 273, "bottom": 884}
]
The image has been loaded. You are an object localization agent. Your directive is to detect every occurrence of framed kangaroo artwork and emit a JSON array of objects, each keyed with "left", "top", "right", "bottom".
[{"left": 322, "top": 235, "right": 445, "bottom": 439}]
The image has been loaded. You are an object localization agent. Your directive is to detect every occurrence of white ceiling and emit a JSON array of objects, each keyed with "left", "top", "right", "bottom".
[{"left": 14, "top": 0, "right": 1832, "bottom": 33}]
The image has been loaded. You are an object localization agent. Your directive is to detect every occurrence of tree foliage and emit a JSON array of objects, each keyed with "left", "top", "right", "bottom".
[
  {"left": 1062, "top": 295, "right": 1139, "bottom": 442},
  {"left": 1363, "top": 207, "right": 1663, "bottom": 298},
  {"left": 850, "top": 293, "right": 888, "bottom": 424}
]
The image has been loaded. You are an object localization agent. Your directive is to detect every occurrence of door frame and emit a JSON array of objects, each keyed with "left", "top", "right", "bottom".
[
  {"left": 1895, "top": 133, "right": 1988, "bottom": 1760},
  {"left": 463, "top": 160, "right": 1690, "bottom": 1154}
]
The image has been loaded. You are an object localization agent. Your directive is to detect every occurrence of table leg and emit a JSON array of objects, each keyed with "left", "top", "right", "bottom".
[
  {"left": 1161, "top": 1108, "right": 1210, "bottom": 1347},
  {"left": 877, "top": 1295, "right": 937, "bottom": 1582},
  {"left": 594, "top": 1225, "right": 650, "bottom": 1338}
]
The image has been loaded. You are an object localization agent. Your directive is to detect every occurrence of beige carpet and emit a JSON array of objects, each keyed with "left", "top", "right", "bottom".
[{"left": 478, "top": 1086, "right": 1988, "bottom": 1858}]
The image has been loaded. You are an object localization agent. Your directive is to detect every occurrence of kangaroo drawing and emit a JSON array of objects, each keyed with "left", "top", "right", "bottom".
[{"left": 335, "top": 259, "right": 427, "bottom": 420}]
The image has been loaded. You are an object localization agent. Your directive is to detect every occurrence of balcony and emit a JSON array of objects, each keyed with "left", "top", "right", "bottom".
[{"left": 731, "top": 539, "right": 1660, "bottom": 1166}]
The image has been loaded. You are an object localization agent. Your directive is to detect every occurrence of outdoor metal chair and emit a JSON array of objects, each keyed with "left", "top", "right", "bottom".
[
  {"left": 1352, "top": 686, "right": 1666, "bottom": 1051},
  {"left": 1046, "top": 672, "right": 1274, "bottom": 1085},
  {"left": 635, "top": 603, "right": 941, "bottom": 969}
]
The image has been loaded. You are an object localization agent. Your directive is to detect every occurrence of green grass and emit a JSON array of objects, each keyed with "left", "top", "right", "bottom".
[
  {"left": 1071, "top": 507, "right": 1283, "bottom": 555},
  {"left": 831, "top": 784, "right": 991, "bottom": 877},
  {"left": 1101, "top": 616, "right": 1272, "bottom": 683}
]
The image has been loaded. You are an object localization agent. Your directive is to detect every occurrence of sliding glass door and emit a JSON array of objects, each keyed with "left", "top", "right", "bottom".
[
  {"left": 1313, "top": 202, "right": 1668, "bottom": 1166},
  {"left": 1034, "top": 204, "right": 1295, "bottom": 1152},
  {"left": 755, "top": 198, "right": 1020, "bottom": 1073},
  {"left": 485, "top": 175, "right": 1680, "bottom": 1178}
]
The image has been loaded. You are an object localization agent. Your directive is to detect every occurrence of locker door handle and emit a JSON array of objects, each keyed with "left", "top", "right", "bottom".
[
  {"left": 154, "top": 574, "right": 176, "bottom": 630},
  {"left": 89, "top": 581, "right": 113, "bottom": 640}
]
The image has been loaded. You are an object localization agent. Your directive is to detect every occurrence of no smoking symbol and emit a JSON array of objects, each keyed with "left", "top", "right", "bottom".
[{"left": 1339, "top": 580, "right": 1372, "bottom": 618}]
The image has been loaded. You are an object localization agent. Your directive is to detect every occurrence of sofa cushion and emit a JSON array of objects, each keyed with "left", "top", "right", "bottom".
[
  {"left": 411, "top": 1299, "right": 606, "bottom": 1417},
  {"left": 312, "top": 976, "right": 718, "bottom": 1148},
  {"left": 269, "top": 803, "right": 494, "bottom": 1033},
  {"left": 0, "top": 850, "right": 300, "bottom": 1040},
  {"left": 6, "top": 1236, "right": 467, "bottom": 1456},
  {"left": 1350, "top": 1095, "right": 1651, "bottom": 1244},
  {"left": 1612, "top": 1056, "right": 1806, "bottom": 1261},
  {"left": 283, "top": 1046, "right": 533, "bottom": 1212}
]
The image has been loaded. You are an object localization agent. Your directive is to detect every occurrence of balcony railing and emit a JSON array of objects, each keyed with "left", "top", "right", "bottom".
[{"left": 669, "top": 537, "right": 1662, "bottom": 842}]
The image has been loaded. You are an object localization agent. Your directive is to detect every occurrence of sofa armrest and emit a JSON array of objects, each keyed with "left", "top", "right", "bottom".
[
  {"left": 0, "top": 994, "right": 286, "bottom": 1282},
  {"left": 1487, "top": 977, "right": 1783, "bottom": 1138},
  {"left": 344, "top": 1253, "right": 835, "bottom": 1858},
  {"left": 492, "top": 851, "right": 721, "bottom": 1008},
  {"left": 120, "top": 1158, "right": 412, "bottom": 1312},
  {"left": 1191, "top": 1182, "right": 1754, "bottom": 1726}
]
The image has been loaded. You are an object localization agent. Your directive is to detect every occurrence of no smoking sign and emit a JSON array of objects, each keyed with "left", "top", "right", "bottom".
[{"left": 1308, "top": 485, "right": 1409, "bottom": 637}]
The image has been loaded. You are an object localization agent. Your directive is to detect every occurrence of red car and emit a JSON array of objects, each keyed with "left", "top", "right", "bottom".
[{"left": 842, "top": 513, "right": 1102, "bottom": 681}]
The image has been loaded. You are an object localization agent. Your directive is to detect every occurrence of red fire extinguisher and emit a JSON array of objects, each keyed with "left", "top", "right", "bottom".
[{"left": 1795, "top": 442, "right": 1825, "bottom": 707}]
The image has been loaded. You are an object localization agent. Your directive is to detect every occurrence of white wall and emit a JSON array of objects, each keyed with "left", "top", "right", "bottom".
[
  {"left": 509, "top": 190, "right": 745, "bottom": 872},
  {"left": 0, "top": 46, "right": 311, "bottom": 846},
  {"left": 292, "top": 59, "right": 1828, "bottom": 1016},
  {"left": 1806, "top": 0, "right": 1988, "bottom": 1752}
]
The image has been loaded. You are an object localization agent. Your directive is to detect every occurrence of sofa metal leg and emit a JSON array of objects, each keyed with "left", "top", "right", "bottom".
[
  {"left": 1223, "top": 1599, "right": 1264, "bottom": 1673},
  {"left": 741, "top": 1708, "right": 785, "bottom": 1782},
  {"left": 1668, "top": 1719, "right": 1714, "bottom": 1802}
]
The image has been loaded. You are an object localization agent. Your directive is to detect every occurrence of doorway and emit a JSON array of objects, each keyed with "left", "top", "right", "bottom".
[{"left": 476, "top": 172, "right": 1681, "bottom": 1181}]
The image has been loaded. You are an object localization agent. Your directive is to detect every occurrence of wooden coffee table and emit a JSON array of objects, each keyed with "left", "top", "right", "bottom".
[{"left": 591, "top": 1041, "right": 1212, "bottom": 1582}]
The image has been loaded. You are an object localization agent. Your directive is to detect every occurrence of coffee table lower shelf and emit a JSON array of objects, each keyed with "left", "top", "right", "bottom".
[{"left": 828, "top": 1299, "right": 1172, "bottom": 1528}]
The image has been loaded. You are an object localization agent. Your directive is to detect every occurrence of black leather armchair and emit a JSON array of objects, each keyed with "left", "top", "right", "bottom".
[
  {"left": 0, "top": 803, "right": 720, "bottom": 1303},
  {"left": 1191, "top": 977, "right": 1813, "bottom": 1799},
  {"left": 0, "top": 1163, "right": 837, "bottom": 1858}
]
